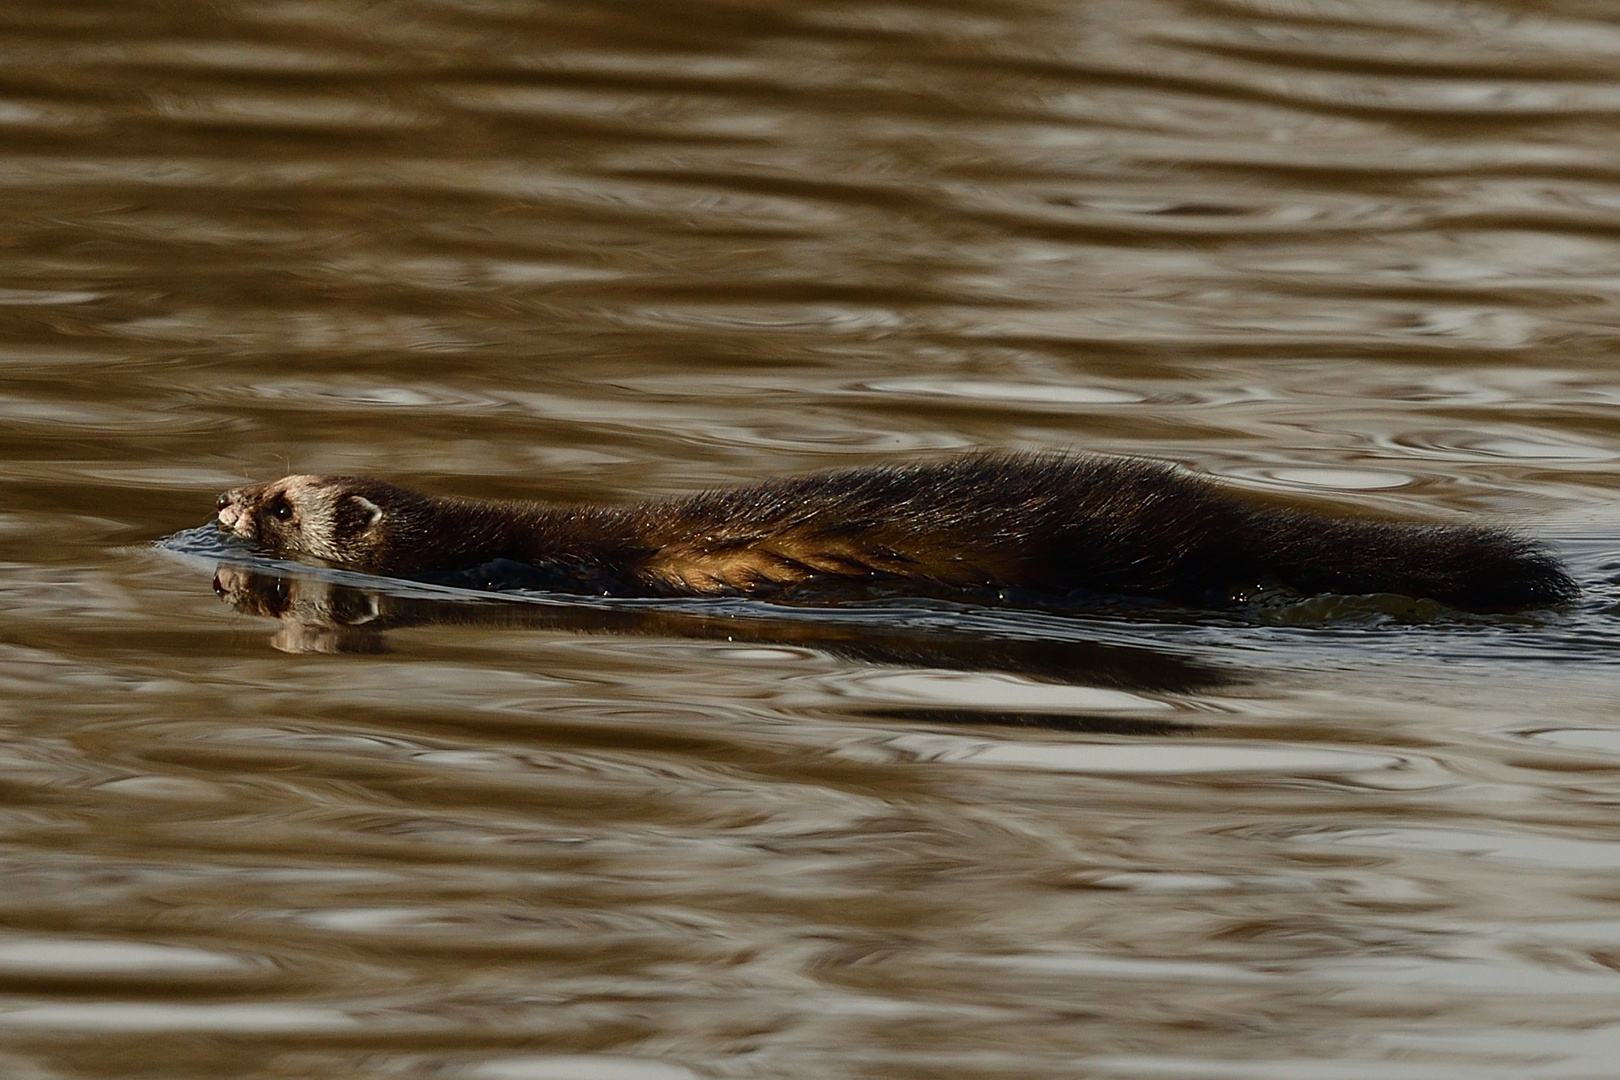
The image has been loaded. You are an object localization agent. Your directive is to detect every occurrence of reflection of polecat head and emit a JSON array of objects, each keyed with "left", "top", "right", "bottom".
[
  {"left": 216, "top": 474, "right": 437, "bottom": 572},
  {"left": 212, "top": 564, "right": 388, "bottom": 654}
]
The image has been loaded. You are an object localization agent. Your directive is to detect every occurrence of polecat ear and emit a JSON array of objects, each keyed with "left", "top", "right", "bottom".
[{"left": 346, "top": 494, "right": 383, "bottom": 528}]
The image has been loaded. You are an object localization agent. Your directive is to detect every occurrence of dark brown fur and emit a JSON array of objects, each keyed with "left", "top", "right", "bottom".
[{"left": 216, "top": 453, "right": 1577, "bottom": 612}]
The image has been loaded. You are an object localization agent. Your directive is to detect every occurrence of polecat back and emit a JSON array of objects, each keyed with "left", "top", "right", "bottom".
[{"left": 215, "top": 453, "right": 1576, "bottom": 612}]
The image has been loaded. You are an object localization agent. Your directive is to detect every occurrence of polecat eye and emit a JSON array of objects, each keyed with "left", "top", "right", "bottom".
[{"left": 267, "top": 496, "right": 293, "bottom": 521}]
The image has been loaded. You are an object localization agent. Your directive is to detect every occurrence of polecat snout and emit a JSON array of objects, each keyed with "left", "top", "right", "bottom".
[{"left": 215, "top": 453, "right": 1577, "bottom": 612}]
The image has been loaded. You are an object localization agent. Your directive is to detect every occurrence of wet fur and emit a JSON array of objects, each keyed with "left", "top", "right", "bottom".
[{"left": 216, "top": 453, "right": 1577, "bottom": 612}]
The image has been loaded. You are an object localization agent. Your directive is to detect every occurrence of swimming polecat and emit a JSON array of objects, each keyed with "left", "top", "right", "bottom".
[{"left": 214, "top": 453, "right": 1576, "bottom": 612}]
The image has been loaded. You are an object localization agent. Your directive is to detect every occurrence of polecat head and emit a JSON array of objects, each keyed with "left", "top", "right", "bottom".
[{"left": 216, "top": 474, "right": 420, "bottom": 571}]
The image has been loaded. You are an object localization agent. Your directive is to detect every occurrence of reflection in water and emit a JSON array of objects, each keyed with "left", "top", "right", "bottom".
[{"left": 210, "top": 561, "right": 1229, "bottom": 732}]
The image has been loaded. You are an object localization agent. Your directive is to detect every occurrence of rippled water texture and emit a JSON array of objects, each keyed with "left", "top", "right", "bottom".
[{"left": 7, "top": 1, "right": 1620, "bottom": 1077}]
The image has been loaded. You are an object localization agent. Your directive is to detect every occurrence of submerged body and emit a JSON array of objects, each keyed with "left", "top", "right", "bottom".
[{"left": 215, "top": 453, "right": 1576, "bottom": 612}]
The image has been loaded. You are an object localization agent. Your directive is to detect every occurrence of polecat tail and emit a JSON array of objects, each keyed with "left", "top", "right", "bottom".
[{"left": 1255, "top": 511, "right": 1577, "bottom": 612}]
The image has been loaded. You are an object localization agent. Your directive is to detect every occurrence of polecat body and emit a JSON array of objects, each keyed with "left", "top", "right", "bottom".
[{"left": 215, "top": 453, "right": 1576, "bottom": 612}]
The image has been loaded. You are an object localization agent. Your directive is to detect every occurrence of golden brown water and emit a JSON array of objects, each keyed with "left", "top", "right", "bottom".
[{"left": 7, "top": 0, "right": 1620, "bottom": 1076}]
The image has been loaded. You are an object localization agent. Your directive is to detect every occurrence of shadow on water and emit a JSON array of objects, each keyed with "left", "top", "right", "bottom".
[
  {"left": 202, "top": 555, "right": 1228, "bottom": 735},
  {"left": 156, "top": 517, "right": 1229, "bottom": 738}
]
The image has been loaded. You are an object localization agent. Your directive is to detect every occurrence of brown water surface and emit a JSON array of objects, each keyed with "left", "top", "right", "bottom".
[{"left": 5, "top": 0, "right": 1620, "bottom": 1076}]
